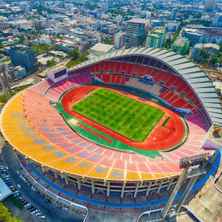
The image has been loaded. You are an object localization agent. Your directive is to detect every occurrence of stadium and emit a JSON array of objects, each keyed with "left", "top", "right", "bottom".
[{"left": 1, "top": 47, "right": 222, "bottom": 221}]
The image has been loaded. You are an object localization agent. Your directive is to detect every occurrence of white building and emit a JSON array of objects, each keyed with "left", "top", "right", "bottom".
[
  {"left": 89, "top": 43, "right": 114, "bottom": 58},
  {"left": 114, "top": 32, "right": 125, "bottom": 49}
]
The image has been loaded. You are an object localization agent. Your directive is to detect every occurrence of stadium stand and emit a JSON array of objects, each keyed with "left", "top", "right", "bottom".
[{"left": 1, "top": 48, "right": 220, "bottom": 217}]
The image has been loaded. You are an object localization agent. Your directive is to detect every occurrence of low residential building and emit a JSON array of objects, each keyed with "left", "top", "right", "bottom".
[
  {"left": 213, "top": 13, "right": 222, "bottom": 27},
  {"left": 14, "top": 65, "right": 27, "bottom": 79},
  {"left": 191, "top": 43, "right": 220, "bottom": 63},
  {"left": 182, "top": 26, "right": 222, "bottom": 46}
]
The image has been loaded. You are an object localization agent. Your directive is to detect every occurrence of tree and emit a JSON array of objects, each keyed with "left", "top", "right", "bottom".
[
  {"left": 199, "top": 48, "right": 209, "bottom": 64},
  {"left": 31, "top": 43, "right": 53, "bottom": 55},
  {"left": 68, "top": 48, "right": 80, "bottom": 60},
  {"left": 210, "top": 55, "right": 220, "bottom": 66},
  {"left": 219, "top": 44, "right": 222, "bottom": 52},
  {"left": 102, "top": 37, "right": 113, "bottom": 45},
  {"left": 47, "top": 59, "right": 56, "bottom": 67},
  {"left": 164, "top": 38, "right": 172, "bottom": 49},
  {"left": 0, "top": 41, "right": 4, "bottom": 49},
  {"left": 66, "top": 50, "right": 88, "bottom": 68}
]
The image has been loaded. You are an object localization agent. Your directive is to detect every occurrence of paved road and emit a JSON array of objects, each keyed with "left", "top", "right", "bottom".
[{"left": 1, "top": 146, "right": 82, "bottom": 222}]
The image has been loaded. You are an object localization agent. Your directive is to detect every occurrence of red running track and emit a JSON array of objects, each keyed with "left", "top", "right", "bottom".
[{"left": 61, "top": 85, "right": 187, "bottom": 151}]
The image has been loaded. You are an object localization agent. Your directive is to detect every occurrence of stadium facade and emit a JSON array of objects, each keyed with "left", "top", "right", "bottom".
[{"left": 1, "top": 47, "right": 222, "bottom": 221}]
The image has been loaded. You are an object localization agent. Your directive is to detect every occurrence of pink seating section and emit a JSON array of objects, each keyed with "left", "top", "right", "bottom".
[
  {"left": 30, "top": 79, "right": 52, "bottom": 95},
  {"left": 187, "top": 112, "right": 211, "bottom": 131},
  {"left": 21, "top": 83, "right": 209, "bottom": 177}
]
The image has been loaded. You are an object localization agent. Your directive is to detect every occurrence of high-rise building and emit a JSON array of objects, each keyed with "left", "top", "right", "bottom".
[
  {"left": 0, "top": 64, "right": 10, "bottom": 94},
  {"left": 8, "top": 46, "right": 38, "bottom": 73},
  {"left": 125, "top": 18, "right": 148, "bottom": 48},
  {"left": 146, "top": 29, "right": 165, "bottom": 48},
  {"left": 0, "top": 21, "right": 10, "bottom": 32},
  {"left": 114, "top": 32, "right": 126, "bottom": 49}
]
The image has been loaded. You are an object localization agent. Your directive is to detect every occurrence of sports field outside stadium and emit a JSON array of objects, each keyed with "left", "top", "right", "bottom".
[{"left": 73, "top": 88, "right": 164, "bottom": 142}]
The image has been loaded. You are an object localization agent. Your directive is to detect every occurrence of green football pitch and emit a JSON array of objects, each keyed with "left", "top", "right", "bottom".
[{"left": 73, "top": 88, "right": 164, "bottom": 142}]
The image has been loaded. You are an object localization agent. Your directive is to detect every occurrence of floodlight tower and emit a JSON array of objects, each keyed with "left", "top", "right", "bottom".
[
  {"left": 136, "top": 153, "right": 210, "bottom": 222},
  {"left": 162, "top": 153, "right": 210, "bottom": 221},
  {"left": 0, "top": 64, "right": 10, "bottom": 94}
]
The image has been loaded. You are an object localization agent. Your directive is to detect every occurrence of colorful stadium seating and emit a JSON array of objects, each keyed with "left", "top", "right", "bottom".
[
  {"left": 0, "top": 60, "right": 207, "bottom": 182},
  {"left": 1, "top": 51, "right": 220, "bottom": 216},
  {"left": 20, "top": 85, "right": 209, "bottom": 179},
  {"left": 42, "top": 61, "right": 210, "bottom": 138},
  {"left": 78, "top": 61, "right": 201, "bottom": 113},
  {"left": 30, "top": 79, "right": 52, "bottom": 95}
]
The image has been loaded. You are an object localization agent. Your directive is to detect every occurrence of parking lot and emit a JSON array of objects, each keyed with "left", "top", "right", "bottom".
[
  {"left": 0, "top": 146, "right": 82, "bottom": 222},
  {"left": 0, "top": 164, "right": 47, "bottom": 222}
]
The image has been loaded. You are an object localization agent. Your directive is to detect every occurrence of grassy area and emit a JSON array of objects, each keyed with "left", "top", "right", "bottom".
[
  {"left": 66, "top": 58, "right": 85, "bottom": 68},
  {"left": 66, "top": 54, "right": 88, "bottom": 68},
  {"left": 31, "top": 43, "right": 54, "bottom": 55},
  {"left": 102, "top": 37, "right": 113, "bottom": 45},
  {"left": 73, "top": 88, "right": 164, "bottom": 142},
  {"left": 66, "top": 49, "right": 88, "bottom": 68},
  {"left": 0, "top": 202, "right": 22, "bottom": 222},
  {"left": 47, "top": 59, "right": 56, "bottom": 67}
]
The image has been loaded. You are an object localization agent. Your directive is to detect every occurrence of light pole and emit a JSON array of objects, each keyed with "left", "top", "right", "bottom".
[
  {"left": 162, "top": 153, "right": 209, "bottom": 221},
  {"left": 136, "top": 153, "right": 210, "bottom": 222}
]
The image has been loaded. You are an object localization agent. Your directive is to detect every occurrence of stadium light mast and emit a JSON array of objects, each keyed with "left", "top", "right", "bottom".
[
  {"left": 162, "top": 153, "right": 210, "bottom": 221},
  {"left": 136, "top": 153, "right": 210, "bottom": 222},
  {"left": 0, "top": 64, "right": 10, "bottom": 94}
]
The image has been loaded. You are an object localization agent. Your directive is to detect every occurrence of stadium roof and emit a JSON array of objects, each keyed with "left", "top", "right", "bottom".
[
  {"left": 71, "top": 47, "right": 222, "bottom": 126},
  {"left": 0, "top": 178, "right": 12, "bottom": 201}
]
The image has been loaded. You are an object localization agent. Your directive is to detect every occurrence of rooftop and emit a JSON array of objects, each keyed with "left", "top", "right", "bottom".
[
  {"left": 90, "top": 43, "right": 114, "bottom": 53},
  {"left": 184, "top": 26, "right": 222, "bottom": 36},
  {"left": 194, "top": 43, "right": 220, "bottom": 50},
  {"left": 128, "top": 18, "right": 148, "bottom": 24},
  {"left": 0, "top": 178, "right": 12, "bottom": 201}
]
